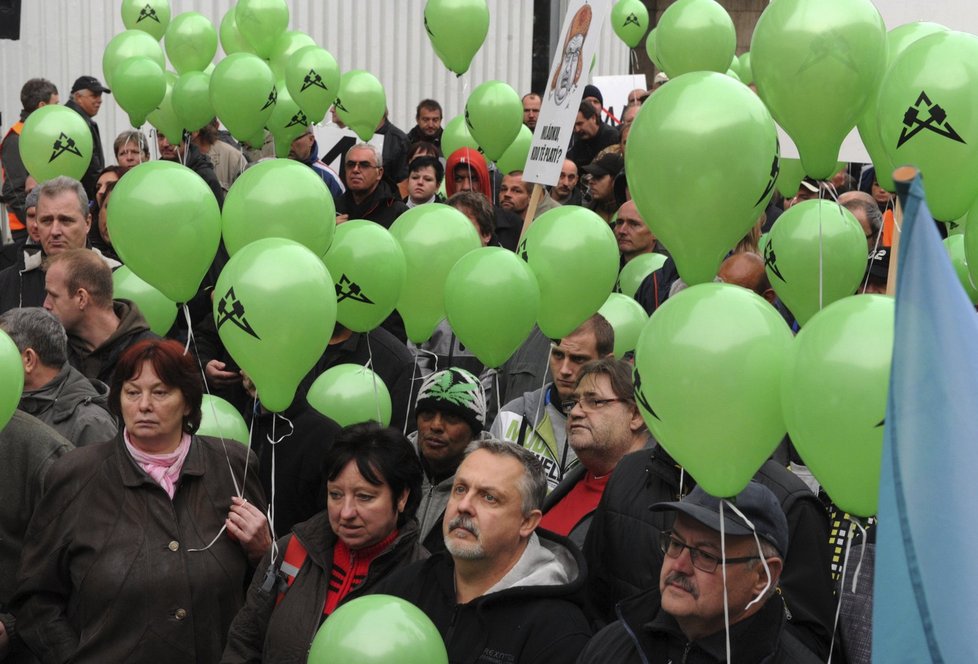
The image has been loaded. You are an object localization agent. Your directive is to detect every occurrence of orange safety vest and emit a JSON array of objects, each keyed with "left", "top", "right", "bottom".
[{"left": 2, "top": 122, "right": 26, "bottom": 232}]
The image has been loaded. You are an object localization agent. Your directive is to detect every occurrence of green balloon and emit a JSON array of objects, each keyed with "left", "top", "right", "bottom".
[
  {"left": 210, "top": 53, "right": 277, "bottom": 145},
  {"left": 172, "top": 70, "right": 214, "bottom": 132},
  {"left": 219, "top": 7, "right": 254, "bottom": 55},
  {"left": 617, "top": 253, "right": 667, "bottom": 298},
  {"left": 113, "top": 57, "right": 166, "bottom": 127},
  {"left": 112, "top": 267, "right": 178, "bottom": 335},
  {"left": 214, "top": 238, "right": 336, "bottom": 413},
  {"left": 223, "top": 159, "right": 335, "bottom": 257},
  {"left": 752, "top": 0, "right": 886, "bottom": 178},
  {"left": 0, "top": 329, "right": 24, "bottom": 433},
  {"left": 102, "top": 30, "right": 166, "bottom": 89},
  {"left": 267, "top": 85, "right": 309, "bottom": 159},
  {"left": 626, "top": 72, "right": 778, "bottom": 286},
  {"left": 738, "top": 51, "right": 753, "bottom": 85},
  {"left": 964, "top": 195, "right": 978, "bottom": 290},
  {"left": 612, "top": 0, "right": 650, "bottom": 49},
  {"left": 390, "top": 204, "right": 482, "bottom": 344},
  {"left": 495, "top": 125, "right": 533, "bottom": 174},
  {"left": 285, "top": 45, "right": 340, "bottom": 125},
  {"left": 782, "top": 295, "right": 893, "bottom": 517},
  {"left": 199, "top": 394, "right": 250, "bottom": 445},
  {"left": 441, "top": 114, "right": 480, "bottom": 159},
  {"left": 307, "top": 364, "right": 392, "bottom": 427},
  {"left": 775, "top": 157, "right": 805, "bottom": 199},
  {"left": 309, "top": 594, "right": 448, "bottom": 664},
  {"left": 164, "top": 11, "right": 217, "bottom": 74},
  {"left": 323, "top": 220, "right": 406, "bottom": 333},
  {"left": 519, "top": 206, "right": 620, "bottom": 339},
  {"left": 633, "top": 283, "right": 793, "bottom": 497},
  {"left": 645, "top": 28, "right": 662, "bottom": 71},
  {"left": 334, "top": 70, "right": 387, "bottom": 143},
  {"left": 147, "top": 71, "right": 185, "bottom": 145},
  {"left": 234, "top": 0, "right": 290, "bottom": 59},
  {"left": 764, "top": 200, "right": 867, "bottom": 326},
  {"left": 108, "top": 161, "right": 221, "bottom": 303},
  {"left": 878, "top": 31, "right": 978, "bottom": 222},
  {"left": 465, "top": 80, "right": 522, "bottom": 162},
  {"left": 944, "top": 235, "right": 978, "bottom": 305},
  {"left": 121, "top": 0, "right": 171, "bottom": 41},
  {"left": 598, "top": 293, "right": 649, "bottom": 358},
  {"left": 444, "top": 247, "right": 540, "bottom": 368},
  {"left": 268, "top": 30, "right": 316, "bottom": 80},
  {"left": 655, "top": 0, "right": 735, "bottom": 77},
  {"left": 423, "top": 0, "right": 489, "bottom": 76},
  {"left": 19, "top": 105, "right": 93, "bottom": 183}
]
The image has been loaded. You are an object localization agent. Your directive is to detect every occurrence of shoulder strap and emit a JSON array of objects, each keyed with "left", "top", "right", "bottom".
[{"left": 274, "top": 536, "right": 309, "bottom": 607}]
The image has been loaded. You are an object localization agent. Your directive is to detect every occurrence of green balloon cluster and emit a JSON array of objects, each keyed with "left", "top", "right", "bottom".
[
  {"left": 121, "top": 0, "right": 171, "bottom": 41},
  {"left": 334, "top": 70, "right": 387, "bottom": 142},
  {"left": 633, "top": 283, "right": 793, "bottom": 498},
  {"left": 113, "top": 57, "right": 166, "bottom": 127},
  {"left": 102, "top": 29, "right": 166, "bottom": 89},
  {"left": 654, "top": 0, "right": 735, "bottom": 77},
  {"left": 598, "top": 293, "right": 649, "bottom": 358},
  {"left": 199, "top": 394, "right": 251, "bottom": 445},
  {"left": 423, "top": 0, "right": 489, "bottom": 76},
  {"left": 441, "top": 115, "right": 480, "bottom": 159},
  {"left": 112, "top": 266, "right": 178, "bottom": 335},
  {"left": 0, "top": 329, "right": 24, "bottom": 433},
  {"left": 307, "top": 364, "right": 392, "bottom": 427},
  {"left": 219, "top": 7, "right": 254, "bottom": 55},
  {"left": 617, "top": 253, "right": 667, "bottom": 298},
  {"left": 285, "top": 45, "right": 340, "bottom": 124},
  {"left": 267, "top": 85, "right": 310, "bottom": 158},
  {"left": 268, "top": 30, "right": 316, "bottom": 80},
  {"left": 210, "top": 52, "right": 277, "bottom": 145},
  {"left": 495, "top": 125, "right": 533, "bottom": 175},
  {"left": 611, "top": 0, "right": 650, "bottom": 49},
  {"left": 465, "top": 80, "right": 523, "bottom": 162},
  {"left": 234, "top": 0, "right": 290, "bottom": 58},
  {"left": 19, "top": 105, "right": 93, "bottom": 183},
  {"left": 147, "top": 72, "right": 184, "bottom": 144},
  {"left": 782, "top": 295, "right": 893, "bottom": 517}
]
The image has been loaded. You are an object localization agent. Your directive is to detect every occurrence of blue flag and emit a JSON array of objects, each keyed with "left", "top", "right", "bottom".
[{"left": 872, "top": 175, "right": 978, "bottom": 663}]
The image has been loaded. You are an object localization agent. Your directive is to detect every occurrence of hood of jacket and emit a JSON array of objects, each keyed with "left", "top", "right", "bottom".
[
  {"left": 20, "top": 363, "right": 110, "bottom": 425},
  {"left": 290, "top": 510, "right": 423, "bottom": 570},
  {"left": 445, "top": 147, "right": 492, "bottom": 199}
]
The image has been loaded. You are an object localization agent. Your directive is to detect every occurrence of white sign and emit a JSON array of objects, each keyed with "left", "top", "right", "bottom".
[
  {"left": 524, "top": 0, "right": 611, "bottom": 187},
  {"left": 592, "top": 74, "right": 648, "bottom": 126},
  {"left": 311, "top": 124, "right": 385, "bottom": 172}
]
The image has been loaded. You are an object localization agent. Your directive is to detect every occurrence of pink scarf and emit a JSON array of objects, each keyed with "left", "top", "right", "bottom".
[{"left": 124, "top": 431, "right": 192, "bottom": 499}]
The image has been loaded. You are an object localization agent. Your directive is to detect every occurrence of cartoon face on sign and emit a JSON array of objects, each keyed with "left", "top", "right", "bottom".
[{"left": 550, "top": 4, "right": 592, "bottom": 107}]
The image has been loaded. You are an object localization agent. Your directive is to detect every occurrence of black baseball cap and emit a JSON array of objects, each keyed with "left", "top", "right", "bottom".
[
  {"left": 583, "top": 152, "right": 624, "bottom": 179},
  {"left": 71, "top": 76, "right": 111, "bottom": 94}
]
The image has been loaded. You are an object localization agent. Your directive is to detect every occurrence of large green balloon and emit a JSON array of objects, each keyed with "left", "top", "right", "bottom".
[
  {"left": 267, "top": 85, "right": 309, "bottom": 159},
  {"left": 441, "top": 115, "right": 480, "bottom": 159},
  {"left": 444, "top": 247, "right": 540, "bottom": 368},
  {"left": 108, "top": 161, "right": 221, "bottom": 303},
  {"left": 164, "top": 12, "right": 217, "bottom": 74},
  {"left": 782, "top": 295, "right": 893, "bottom": 517},
  {"left": 19, "top": 105, "right": 93, "bottom": 183},
  {"left": 626, "top": 72, "right": 778, "bottom": 286},
  {"left": 519, "top": 206, "right": 619, "bottom": 339},
  {"left": 323, "top": 220, "right": 407, "bottom": 334},
  {"left": 752, "top": 0, "right": 886, "bottom": 179},
  {"left": 423, "top": 0, "right": 489, "bottom": 76},
  {"left": 633, "top": 283, "right": 793, "bottom": 497},
  {"left": 214, "top": 238, "right": 336, "bottom": 413},
  {"left": 0, "top": 330, "right": 24, "bottom": 433},
  {"left": 222, "top": 159, "right": 335, "bottom": 257},
  {"left": 611, "top": 0, "right": 649, "bottom": 49},
  {"left": 309, "top": 594, "right": 448, "bottom": 664},
  {"left": 764, "top": 200, "right": 867, "bottom": 326},
  {"left": 465, "top": 80, "right": 522, "bottom": 162},
  {"left": 210, "top": 53, "right": 277, "bottom": 145},
  {"left": 878, "top": 31, "right": 978, "bottom": 222},
  {"left": 617, "top": 253, "right": 668, "bottom": 298},
  {"left": 121, "top": 0, "right": 171, "bottom": 41},
  {"left": 334, "top": 70, "right": 387, "bottom": 143},
  {"left": 598, "top": 293, "right": 649, "bottom": 358},
  {"left": 944, "top": 235, "right": 978, "bottom": 305},
  {"left": 645, "top": 28, "right": 662, "bottom": 71},
  {"left": 112, "top": 266, "right": 178, "bottom": 335},
  {"left": 495, "top": 125, "right": 533, "bottom": 175},
  {"left": 285, "top": 45, "right": 340, "bottom": 125},
  {"left": 234, "top": 0, "right": 289, "bottom": 59},
  {"left": 307, "top": 364, "right": 392, "bottom": 427},
  {"left": 112, "top": 57, "right": 166, "bottom": 127},
  {"left": 219, "top": 7, "right": 253, "bottom": 56},
  {"left": 172, "top": 70, "right": 214, "bottom": 133},
  {"left": 102, "top": 30, "right": 166, "bottom": 89},
  {"left": 199, "top": 394, "right": 250, "bottom": 445},
  {"left": 268, "top": 30, "right": 316, "bottom": 80},
  {"left": 390, "top": 205, "right": 482, "bottom": 344},
  {"left": 654, "top": 0, "right": 735, "bottom": 78}
]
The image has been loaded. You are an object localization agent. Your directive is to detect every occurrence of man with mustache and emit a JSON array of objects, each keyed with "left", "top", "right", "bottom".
[
  {"left": 578, "top": 482, "right": 821, "bottom": 663},
  {"left": 374, "top": 439, "right": 591, "bottom": 663}
]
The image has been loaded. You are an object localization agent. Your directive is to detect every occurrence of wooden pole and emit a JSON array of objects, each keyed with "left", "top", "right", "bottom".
[
  {"left": 519, "top": 183, "right": 546, "bottom": 243},
  {"left": 888, "top": 166, "right": 920, "bottom": 296}
]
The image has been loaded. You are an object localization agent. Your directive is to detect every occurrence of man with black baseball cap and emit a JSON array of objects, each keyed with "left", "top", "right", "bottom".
[
  {"left": 579, "top": 482, "right": 821, "bottom": 663},
  {"left": 65, "top": 76, "right": 111, "bottom": 200},
  {"left": 582, "top": 152, "right": 623, "bottom": 224}
]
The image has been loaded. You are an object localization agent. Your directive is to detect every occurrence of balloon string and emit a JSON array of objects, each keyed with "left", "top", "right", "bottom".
[
  {"left": 404, "top": 348, "right": 419, "bottom": 435},
  {"left": 828, "top": 519, "right": 856, "bottom": 664},
  {"left": 720, "top": 500, "right": 732, "bottom": 664},
  {"left": 850, "top": 519, "right": 869, "bottom": 594},
  {"left": 530, "top": 344, "right": 554, "bottom": 443},
  {"left": 493, "top": 369, "right": 501, "bottom": 426},
  {"left": 817, "top": 190, "right": 824, "bottom": 312},
  {"left": 678, "top": 467, "right": 685, "bottom": 499},
  {"left": 723, "top": 499, "right": 772, "bottom": 612},
  {"left": 365, "top": 334, "right": 383, "bottom": 424}
]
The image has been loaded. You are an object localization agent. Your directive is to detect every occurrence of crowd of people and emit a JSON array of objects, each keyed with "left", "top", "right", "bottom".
[{"left": 0, "top": 71, "right": 892, "bottom": 663}]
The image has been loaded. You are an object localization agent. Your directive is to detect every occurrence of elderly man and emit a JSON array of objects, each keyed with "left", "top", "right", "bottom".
[
  {"left": 334, "top": 143, "right": 407, "bottom": 228},
  {"left": 375, "top": 439, "right": 591, "bottom": 662},
  {"left": 579, "top": 482, "right": 821, "bottom": 662},
  {"left": 0, "top": 308, "right": 116, "bottom": 447},
  {"left": 839, "top": 190, "right": 884, "bottom": 251},
  {"left": 550, "top": 159, "right": 582, "bottom": 206},
  {"left": 65, "top": 76, "right": 110, "bottom": 200},
  {"left": 615, "top": 200, "right": 657, "bottom": 264}
]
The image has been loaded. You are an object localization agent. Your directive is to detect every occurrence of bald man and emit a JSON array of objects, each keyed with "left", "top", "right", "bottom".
[
  {"left": 614, "top": 201, "right": 657, "bottom": 263},
  {"left": 718, "top": 252, "right": 776, "bottom": 304}
]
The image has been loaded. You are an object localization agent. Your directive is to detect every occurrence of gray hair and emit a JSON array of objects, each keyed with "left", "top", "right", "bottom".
[
  {"left": 840, "top": 192, "right": 883, "bottom": 235},
  {"left": 346, "top": 142, "right": 382, "bottom": 168},
  {"left": 25, "top": 185, "right": 41, "bottom": 210},
  {"left": 463, "top": 438, "right": 547, "bottom": 516},
  {"left": 37, "top": 176, "right": 88, "bottom": 216},
  {"left": 0, "top": 307, "right": 68, "bottom": 368}
]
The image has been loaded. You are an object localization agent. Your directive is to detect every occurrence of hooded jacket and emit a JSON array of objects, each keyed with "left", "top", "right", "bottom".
[
  {"left": 19, "top": 363, "right": 117, "bottom": 447},
  {"left": 373, "top": 530, "right": 591, "bottom": 664},
  {"left": 66, "top": 299, "right": 158, "bottom": 384},
  {"left": 445, "top": 147, "right": 492, "bottom": 200}
]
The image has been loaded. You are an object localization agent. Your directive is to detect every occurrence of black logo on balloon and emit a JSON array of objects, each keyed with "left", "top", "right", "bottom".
[
  {"left": 464, "top": 106, "right": 473, "bottom": 131},
  {"left": 623, "top": 13, "right": 640, "bottom": 27},
  {"left": 216, "top": 287, "right": 261, "bottom": 339},
  {"left": 260, "top": 87, "right": 277, "bottom": 112},
  {"left": 285, "top": 111, "right": 308, "bottom": 129},
  {"left": 301, "top": 69, "right": 327, "bottom": 92},
  {"left": 897, "top": 91, "right": 966, "bottom": 148},
  {"left": 517, "top": 238, "right": 529, "bottom": 262},
  {"left": 424, "top": 12, "right": 435, "bottom": 38},
  {"left": 137, "top": 4, "right": 160, "bottom": 23},
  {"left": 763, "top": 239, "right": 785, "bottom": 282},
  {"left": 875, "top": 417, "right": 885, "bottom": 428},
  {"left": 755, "top": 149, "right": 780, "bottom": 207},
  {"left": 333, "top": 96, "right": 348, "bottom": 113},
  {"left": 336, "top": 275, "right": 374, "bottom": 304},
  {"left": 49, "top": 133, "right": 82, "bottom": 163},
  {"left": 633, "top": 368, "right": 660, "bottom": 421}
]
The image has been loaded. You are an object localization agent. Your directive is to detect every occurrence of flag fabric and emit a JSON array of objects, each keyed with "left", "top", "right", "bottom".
[{"left": 872, "top": 175, "right": 978, "bottom": 663}]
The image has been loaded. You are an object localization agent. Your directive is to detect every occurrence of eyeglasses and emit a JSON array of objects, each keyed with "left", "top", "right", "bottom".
[
  {"left": 658, "top": 531, "right": 759, "bottom": 574},
  {"left": 562, "top": 396, "right": 625, "bottom": 412},
  {"left": 345, "top": 160, "right": 379, "bottom": 171}
]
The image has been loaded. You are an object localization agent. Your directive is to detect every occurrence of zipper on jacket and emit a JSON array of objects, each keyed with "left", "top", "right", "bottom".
[{"left": 682, "top": 641, "right": 692, "bottom": 664}]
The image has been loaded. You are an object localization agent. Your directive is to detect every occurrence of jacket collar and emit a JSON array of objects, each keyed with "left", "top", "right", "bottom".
[
  {"left": 290, "top": 511, "right": 422, "bottom": 569},
  {"left": 117, "top": 433, "right": 207, "bottom": 488}
]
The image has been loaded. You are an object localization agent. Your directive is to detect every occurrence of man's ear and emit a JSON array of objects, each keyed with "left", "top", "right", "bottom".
[
  {"left": 751, "top": 556, "right": 783, "bottom": 600},
  {"left": 75, "top": 287, "right": 90, "bottom": 310},
  {"left": 519, "top": 509, "right": 543, "bottom": 538},
  {"left": 22, "top": 348, "right": 38, "bottom": 374},
  {"left": 628, "top": 405, "right": 645, "bottom": 433}
]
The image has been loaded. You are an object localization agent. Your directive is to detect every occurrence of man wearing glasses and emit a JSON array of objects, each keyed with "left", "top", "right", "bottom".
[
  {"left": 578, "top": 482, "right": 821, "bottom": 663},
  {"left": 334, "top": 143, "right": 408, "bottom": 228}
]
